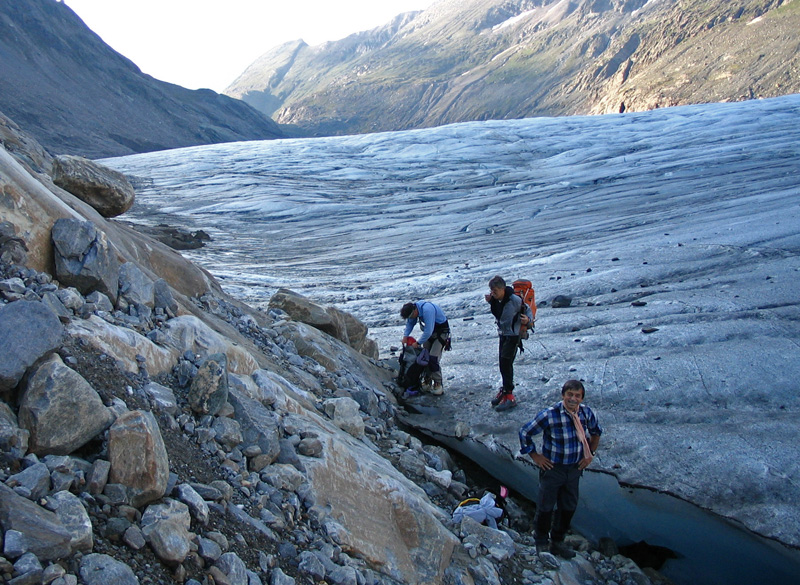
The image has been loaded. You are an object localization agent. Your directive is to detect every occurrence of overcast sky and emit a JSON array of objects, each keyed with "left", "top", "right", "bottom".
[{"left": 63, "top": 0, "right": 436, "bottom": 93}]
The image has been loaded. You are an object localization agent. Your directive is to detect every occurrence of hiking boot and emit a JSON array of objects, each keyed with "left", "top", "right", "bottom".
[
  {"left": 494, "top": 394, "right": 517, "bottom": 411},
  {"left": 550, "top": 541, "right": 575, "bottom": 559},
  {"left": 430, "top": 382, "right": 444, "bottom": 395},
  {"left": 490, "top": 389, "right": 505, "bottom": 406},
  {"left": 420, "top": 379, "right": 433, "bottom": 393}
]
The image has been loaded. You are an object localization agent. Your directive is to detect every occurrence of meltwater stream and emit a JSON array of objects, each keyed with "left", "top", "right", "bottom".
[
  {"left": 105, "top": 95, "right": 800, "bottom": 585},
  {"left": 421, "top": 428, "right": 800, "bottom": 585}
]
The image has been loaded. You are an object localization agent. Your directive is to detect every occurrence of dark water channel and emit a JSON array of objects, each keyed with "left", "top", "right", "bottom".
[{"left": 415, "top": 428, "right": 800, "bottom": 585}]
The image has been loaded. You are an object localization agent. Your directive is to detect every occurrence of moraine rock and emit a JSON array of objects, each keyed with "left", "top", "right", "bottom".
[
  {"left": 117, "top": 261, "right": 155, "bottom": 308},
  {"left": 43, "top": 490, "right": 93, "bottom": 553},
  {"left": 108, "top": 410, "right": 169, "bottom": 508},
  {"left": 0, "top": 299, "right": 63, "bottom": 392},
  {"left": 79, "top": 553, "right": 139, "bottom": 585},
  {"left": 67, "top": 314, "right": 178, "bottom": 376},
  {"left": 18, "top": 354, "right": 114, "bottom": 456},
  {"left": 189, "top": 353, "right": 229, "bottom": 416},
  {"left": 0, "top": 401, "right": 29, "bottom": 462},
  {"left": 51, "top": 218, "right": 120, "bottom": 303},
  {"left": 140, "top": 498, "right": 193, "bottom": 566},
  {"left": 52, "top": 155, "right": 135, "bottom": 218},
  {"left": 0, "top": 483, "right": 72, "bottom": 561}
]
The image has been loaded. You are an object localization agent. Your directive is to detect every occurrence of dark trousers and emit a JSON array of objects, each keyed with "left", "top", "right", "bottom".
[
  {"left": 498, "top": 335, "right": 520, "bottom": 392},
  {"left": 534, "top": 463, "right": 582, "bottom": 545},
  {"left": 423, "top": 321, "right": 449, "bottom": 384}
]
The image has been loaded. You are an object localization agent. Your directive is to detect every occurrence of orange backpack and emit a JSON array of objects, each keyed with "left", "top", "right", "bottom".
[{"left": 512, "top": 279, "right": 536, "bottom": 339}]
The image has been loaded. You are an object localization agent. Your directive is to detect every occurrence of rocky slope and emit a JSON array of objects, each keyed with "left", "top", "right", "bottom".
[
  {"left": 0, "top": 111, "right": 672, "bottom": 584},
  {"left": 0, "top": 0, "right": 283, "bottom": 159},
  {"left": 225, "top": 0, "right": 800, "bottom": 136}
]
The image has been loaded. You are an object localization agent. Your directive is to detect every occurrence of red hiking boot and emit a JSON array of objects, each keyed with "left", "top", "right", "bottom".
[
  {"left": 495, "top": 394, "right": 518, "bottom": 412},
  {"left": 491, "top": 388, "right": 506, "bottom": 407}
]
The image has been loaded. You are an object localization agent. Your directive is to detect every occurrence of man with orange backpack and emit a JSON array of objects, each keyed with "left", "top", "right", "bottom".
[{"left": 485, "top": 275, "right": 534, "bottom": 411}]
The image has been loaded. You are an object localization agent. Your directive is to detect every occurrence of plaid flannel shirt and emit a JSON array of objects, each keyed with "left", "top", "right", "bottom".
[{"left": 519, "top": 401, "right": 602, "bottom": 464}]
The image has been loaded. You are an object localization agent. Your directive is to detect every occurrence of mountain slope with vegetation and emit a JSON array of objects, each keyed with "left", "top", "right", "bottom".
[
  {"left": 225, "top": 0, "right": 800, "bottom": 136},
  {"left": 0, "top": 0, "right": 283, "bottom": 159}
]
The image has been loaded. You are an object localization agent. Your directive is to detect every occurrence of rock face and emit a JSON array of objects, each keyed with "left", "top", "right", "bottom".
[
  {"left": 52, "top": 155, "right": 135, "bottom": 218},
  {"left": 0, "top": 0, "right": 283, "bottom": 159},
  {"left": 226, "top": 0, "right": 800, "bottom": 137}
]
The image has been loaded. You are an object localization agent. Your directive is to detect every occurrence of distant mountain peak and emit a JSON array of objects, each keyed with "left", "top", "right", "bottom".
[{"left": 224, "top": 0, "right": 800, "bottom": 138}]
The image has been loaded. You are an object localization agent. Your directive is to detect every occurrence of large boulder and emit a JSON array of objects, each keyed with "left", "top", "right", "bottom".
[
  {"left": 328, "top": 306, "right": 378, "bottom": 359},
  {"left": 52, "top": 155, "right": 135, "bottom": 218},
  {"left": 0, "top": 483, "right": 72, "bottom": 561},
  {"left": 159, "top": 315, "right": 260, "bottom": 375},
  {"left": 280, "top": 321, "right": 389, "bottom": 391},
  {"left": 270, "top": 288, "right": 346, "bottom": 341},
  {"left": 66, "top": 315, "right": 179, "bottom": 376},
  {"left": 0, "top": 300, "right": 63, "bottom": 392},
  {"left": 18, "top": 354, "right": 114, "bottom": 456},
  {"left": 293, "top": 397, "right": 458, "bottom": 585},
  {"left": 270, "top": 289, "right": 378, "bottom": 358},
  {"left": 118, "top": 261, "right": 155, "bottom": 308},
  {"left": 51, "top": 217, "right": 120, "bottom": 303},
  {"left": 188, "top": 353, "right": 229, "bottom": 416},
  {"left": 108, "top": 410, "right": 169, "bottom": 508}
]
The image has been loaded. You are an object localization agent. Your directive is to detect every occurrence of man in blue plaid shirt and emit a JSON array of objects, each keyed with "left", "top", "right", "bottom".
[{"left": 519, "top": 379, "right": 602, "bottom": 558}]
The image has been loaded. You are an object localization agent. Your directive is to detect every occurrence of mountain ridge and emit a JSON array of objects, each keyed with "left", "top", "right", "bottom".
[
  {"left": 0, "top": 0, "right": 284, "bottom": 159},
  {"left": 225, "top": 0, "right": 800, "bottom": 136}
]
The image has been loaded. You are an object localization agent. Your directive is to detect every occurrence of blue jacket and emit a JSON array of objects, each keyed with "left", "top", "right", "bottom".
[{"left": 403, "top": 301, "right": 447, "bottom": 344}]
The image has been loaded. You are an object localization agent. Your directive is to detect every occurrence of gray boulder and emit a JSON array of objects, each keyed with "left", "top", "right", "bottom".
[
  {"left": 43, "top": 490, "right": 93, "bottom": 553},
  {"left": 141, "top": 499, "right": 192, "bottom": 566},
  {"left": 5, "top": 462, "right": 50, "bottom": 501},
  {"left": 0, "top": 300, "right": 62, "bottom": 392},
  {"left": 153, "top": 278, "right": 178, "bottom": 315},
  {"left": 0, "top": 220, "right": 28, "bottom": 265},
  {"left": 188, "top": 353, "right": 229, "bottom": 416},
  {"left": 0, "top": 401, "right": 29, "bottom": 462},
  {"left": 51, "top": 218, "right": 120, "bottom": 303},
  {"left": 228, "top": 390, "right": 281, "bottom": 468},
  {"left": 174, "top": 484, "right": 209, "bottom": 526},
  {"left": 0, "top": 483, "right": 72, "bottom": 561},
  {"left": 270, "top": 288, "right": 346, "bottom": 340},
  {"left": 211, "top": 416, "right": 243, "bottom": 451},
  {"left": 270, "top": 289, "right": 378, "bottom": 358},
  {"left": 214, "top": 552, "right": 249, "bottom": 585},
  {"left": 118, "top": 261, "right": 155, "bottom": 308},
  {"left": 108, "top": 410, "right": 169, "bottom": 508},
  {"left": 18, "top": 354, "right": 114, "bottom": 456},
  {"left": 79, "top": 553, "right": 139, "bottom": 585},
  {"left": 52, "top": 155, "right": 135, "bottom": 218},
  {"left": 322, "top": 397, "right": 365, "bottom": 438}
]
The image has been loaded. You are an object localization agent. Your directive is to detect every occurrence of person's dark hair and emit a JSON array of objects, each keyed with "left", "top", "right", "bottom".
[
  {"left": 488, "top": 275, "right": 506, "bottom": 290},
  {"left": 561, "top": 379, "right": 585, "bottom": 398},
  {"left": 400, "top": 302, "right": 416, "bottom": 319}
]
